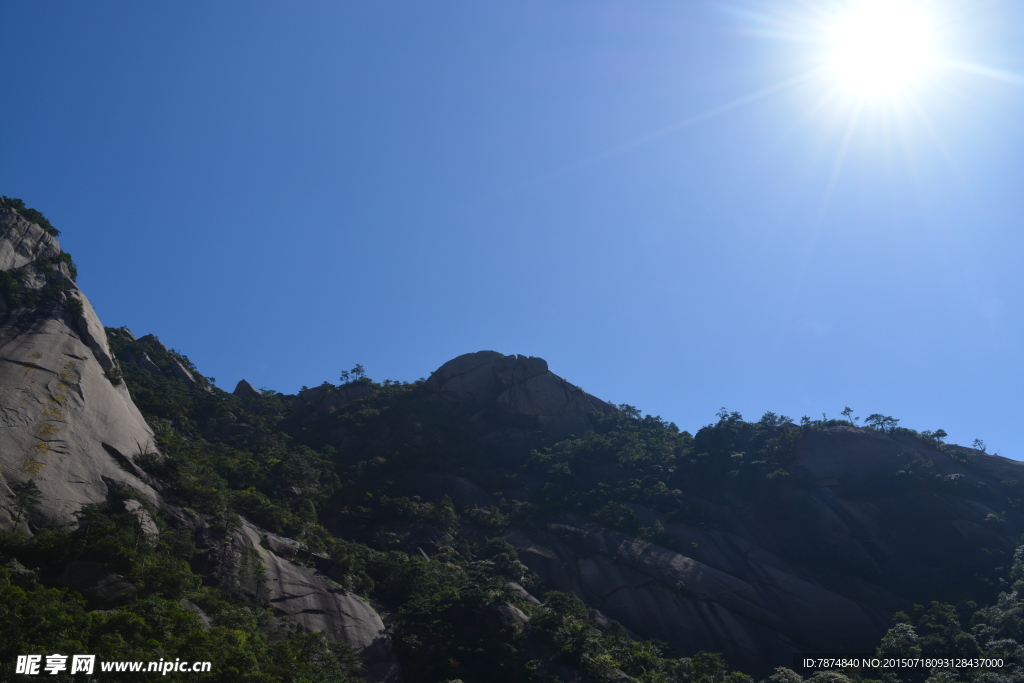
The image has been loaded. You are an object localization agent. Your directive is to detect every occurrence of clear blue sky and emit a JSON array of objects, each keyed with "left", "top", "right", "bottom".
[{"left": 3, "top": 1, "right": 1024, "bottom": 456}]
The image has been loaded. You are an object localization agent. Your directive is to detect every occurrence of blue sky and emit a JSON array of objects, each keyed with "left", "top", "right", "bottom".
[{"left": 3, "top": 1, "right": 1024, "bottom": 456}]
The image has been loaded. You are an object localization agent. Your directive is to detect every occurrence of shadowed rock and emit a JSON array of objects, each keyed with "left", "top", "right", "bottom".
[
  {"left": 60, "top": 560, "right": 137, "bottom": 606},
  {"left": 233, "top": 379, "right": 262, "bottom": 399},
  {"left": 426, "top": 351, "right": 617, "bottom": 437}
]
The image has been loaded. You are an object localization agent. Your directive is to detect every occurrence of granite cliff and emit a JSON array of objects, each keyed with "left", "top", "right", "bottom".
[
  {"left": 3, "top": 198, "right": 1024, "bottom": 682},
  {"left": 0, "top": 200, "right": 400, "bottom": 682}
]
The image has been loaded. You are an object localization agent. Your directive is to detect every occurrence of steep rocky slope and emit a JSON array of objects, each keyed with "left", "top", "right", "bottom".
[
  {"left": 0, "top": 200, "right": 400, "bottom": 682},
  {"left": 0, "top": 203, "right": 160, "bottom": 526},
  {"left": 4, "top": 198, "right": 1024, "bottom": 681},
  {"left": 413, "top": 367, "right": 1024, "bottom": 672}
]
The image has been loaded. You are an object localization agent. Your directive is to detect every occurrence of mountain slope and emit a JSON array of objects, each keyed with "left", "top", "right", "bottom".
[
  {"left": 0, "top": 198, "right": 161, "bottom": 526},
  {"left": 3, "top": 197, "right": 1024, "bottom": 682},
  {"left": 0, "top": 199, "right": 400, "bottom": 682}
]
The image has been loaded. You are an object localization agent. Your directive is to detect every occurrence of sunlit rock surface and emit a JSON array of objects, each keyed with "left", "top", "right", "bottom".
[{"left": 0, "top": 206, "right": 160, "bottom": 526}]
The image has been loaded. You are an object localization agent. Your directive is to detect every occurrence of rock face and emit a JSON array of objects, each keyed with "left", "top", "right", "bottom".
[
  {"left": 137, "top": 333, "right": 168, "bottom": 353},
  {"left": 426, "top": 351, "right": 617, "bottom": 437},
  {"left": 0, "top": 206, "right": 161, "bottom": 527},
  {"left": 0, "top": 206, "right": 402, "bottom": 681},
  {"left": 509, "top": 519, "right": 887, "bottom": 672},
  {"left": 201, "top": 520, "right": 402, "bottom": 683},
  {"left": 0, "top": 210, "right": 60, "bottom": 271},
  {"left": 233, "top": 379, "right": 262, "bottom": 399},
  {"left": 501, "top": 427, "right": 1024, "bottom": 674}
]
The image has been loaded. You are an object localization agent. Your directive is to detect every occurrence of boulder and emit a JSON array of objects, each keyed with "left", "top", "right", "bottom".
[
  {"left": 137, "top": 334, "right": 168, "bottom": 353},
  {"left": 233, "top": 379, "right": 262, "bottom": 399},
  {"left": 487, "top": 602, "right": 530, "bottom": 629},
  {"left": 426, "top": 351, "right": 617, "bottom": 437},
  {"left": 169, "top": 357, "right": 199, "bottom": 387},
  {"left": 506, "top": 581, "right": 542, "bottom": 606},
  {"left": 108, "top": 327, "right": 136, "bottom": 342},
  {"left": 203, "top": 519, "right": 402, "bottom": 683},
  {"left": 121, "top": 350, "right": 163, "bottom": 375},
  {"left": 179, "top": 599, "right": 214, "bottom": 630},
  {"left": 139, "top": 353, "right": 160, "bottom": 374},
  {"left": 424, "top": 350, "right": 506, "bottom": 401},
  {"left": 123, "top": 498, "right": 159, "bottom": 536}
]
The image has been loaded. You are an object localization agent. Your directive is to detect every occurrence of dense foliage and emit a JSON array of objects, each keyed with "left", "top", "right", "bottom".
[
  {"left": 7, "top": 312, "right": 1023, "bottom": 681},
  {"left": 0, "top": 488, "right": 364, "bottom": 682},
  {"left": 766, "top": 545, "right": 1024, "bottom": 683},
  {"left": 3, "top": 198, "right": 1021, "bottom": 680},
  {"left": 97, "top": 332, "right": 731, "bottom": 680}
]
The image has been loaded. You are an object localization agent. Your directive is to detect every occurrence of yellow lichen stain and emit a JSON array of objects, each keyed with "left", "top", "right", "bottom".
[
  {"left": 41, "top": 406, "right": 63, "bottom": 419},
  {"left": 29, "top": 441, "right": 51, "bottom": 455},
  {"left": 21, "top": 459, "right": 46, "bottom": 473},
  {"left": 29, "top": 353, "right": 43, "bottom": 360},
  {"left": 35, "top": 423, "right": 61, "bottom": 437},
  {"left": 59, "top": 361, "right": 80, "bottom": 383}
]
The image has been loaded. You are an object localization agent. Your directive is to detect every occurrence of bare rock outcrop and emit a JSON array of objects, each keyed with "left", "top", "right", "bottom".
[
  {"left": 233, "top": 379, "right": 262, "bottom": 399},
  {"left": 137, "top": 334, "right": 168, "bottom": 353},
  {"left": 0, "top": 207, "right": 161, "bottom": 527},
  {"left": 426, "top": 351, "right": 617, "bottom": 437},
  {"left": 0, "top": 208, "right": 61, "bottom": 271},
  {"left": 203, "top": 520, "right": 402, "bottom": 682},
  {"left": 508, "top": 519, "right": 888, "bottom": 674},
  {"left": 1, "top": 206, "right": 401, "bottom": 682},
  {"left": 503, "top": 427, "right": 1024, "bottom": 674}
]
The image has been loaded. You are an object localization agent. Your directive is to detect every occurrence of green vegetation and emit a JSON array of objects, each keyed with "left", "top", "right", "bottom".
[
  {"left": 1, "top": 195, "right": 60, "bottom": 236},
  {"left": 2, "top": 190, "right": 1020, "bottom": 681},
  {"left": 0, "top": 252, "right": 80, "bottom": 315},
  {"left": 98, "top": 336, "right": 695, "bottom": 678},
  {"left": 0, "top": 488, "right": 364, "bottom": 682},
  {"left": 0, "top": 197, "right": 80, "bottom": 318},
  {"left": 9, "top": 316, "right": 1024, "bottom": 681},
  {"left": 768, "top": 545, "right": 1024, "bottom": 683}
]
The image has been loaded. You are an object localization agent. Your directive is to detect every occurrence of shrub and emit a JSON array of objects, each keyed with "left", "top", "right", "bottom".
[
  {"left": 106, "top": 366, "right": 124, "bottom": 386},
  {"left": 1, "top": 196, "right": 60, "bottom": 236},
  {"left": 65, "top": 296, "right": 84, "bottom": 316}
]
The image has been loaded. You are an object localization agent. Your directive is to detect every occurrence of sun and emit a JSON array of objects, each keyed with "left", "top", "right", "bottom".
[{"left": 826, "top": 0, "right": 939, "bottom": 99}]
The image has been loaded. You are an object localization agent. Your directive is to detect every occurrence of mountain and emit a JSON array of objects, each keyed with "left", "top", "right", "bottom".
[{"left": 3, "top": 197, "right": 1024, "bottom": 682}]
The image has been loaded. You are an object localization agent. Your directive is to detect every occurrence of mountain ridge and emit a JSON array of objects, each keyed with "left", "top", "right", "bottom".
[{"left": 4, "top": 198, "right": 1024, "bottom": 682}]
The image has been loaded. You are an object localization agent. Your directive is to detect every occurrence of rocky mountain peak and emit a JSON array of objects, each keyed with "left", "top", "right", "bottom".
[{"left": 426, "top": 350, "right": 617, "bottom": 437}]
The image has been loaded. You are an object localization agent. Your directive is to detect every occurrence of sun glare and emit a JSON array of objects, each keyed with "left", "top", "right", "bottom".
[{"left": 827, "top": 0, "right": 938, "bottom": 99}]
